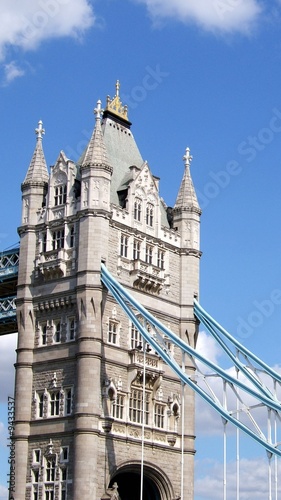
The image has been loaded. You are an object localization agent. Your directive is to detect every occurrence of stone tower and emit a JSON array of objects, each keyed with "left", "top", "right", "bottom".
[{"left": 13, "top": 83, "right": 201, "bottom": 500}]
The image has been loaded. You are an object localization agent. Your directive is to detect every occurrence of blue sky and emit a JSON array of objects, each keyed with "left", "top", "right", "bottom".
[{"left": 1, "top": 0, "right": 281, "bottom": 498}]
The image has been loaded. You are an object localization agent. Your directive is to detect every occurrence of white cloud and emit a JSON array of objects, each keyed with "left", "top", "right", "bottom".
[
  {"left": 0, "top": 333, "right": 17, "bottom": 402},
  {"left": 133, "top": 0, "right": 263, "bottom": 34},
  {"left": 196, "top": 329, "right": 222, "bottom": 366},
  {"left": 195, "top": 456, "right": 281, "bottom": 499},
  {"left": 3, "top": 61, "right": 25, "bottom": 85},
  {"left": 195, "top": 330, "right": 281, "bottom": 448},
  {"left": 0, "top": 0, "right": 95, "bottom": 61}
]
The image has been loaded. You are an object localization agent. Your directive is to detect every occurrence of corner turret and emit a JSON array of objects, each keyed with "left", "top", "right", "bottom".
[
  {"left": 80, "top": 100, "right": 112, "bottom": 211},
  {"left": 21, "top": 120, "right": 49, "bottom": 225},
  {"left": 173, "top": 147, "right": 201, "bottom": 250}
]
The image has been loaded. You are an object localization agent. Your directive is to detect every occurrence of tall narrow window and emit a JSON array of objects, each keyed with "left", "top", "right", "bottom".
[
  {"left": 157, "top": 249, "right": 165, "bottom": 270},
  {"left": 120, "top": 234, "right": 128, "bottom": 258},
  {"left": 34, "top": 449, "right": 41, "bottom": 463},
  {"left": 61, "top": 447, "right": 69, "bottom": 462},
  {"left": 154, "top": 403, "right": 165, "bottom": 428},
  {"left": 42, "top": 325, "right": 47, "bottom": 345},
  {"left": 42, "top": 232, "right": 47, "bottom": 253},
  {"left": 54, "top": 185, "right": 67, "bottom": 206},
  {"left": 134, "top": 199, "right": 142, "bottom": 221},
  {"left": 112, "top": 394, "right": 124, "bottom": 419},
  {"left": 68, "top": 318, "right": 76, "bottom": 340},
  {"left": 65, "top": 389, "right": 72, "bottom": 415},
  {"left": 50, "top": 391, "right": 60, "bottom": 416},
  {"left": 130, "top": 324, "right": 142, "bottom": 350},
  {"left": 145, "top": 245, "right": 153, "bottom": 264},
  {"left": 45, "top": 492, "right": 54, "bottom": 500},
  {"left": 52, "top": 229, "right": 65, "bottom": 250},
  {"left": 108, "top": 320, "right": 118, "bottom": 344},
  {"left": 33, "top": 470, "right": 39, "bottom": 483},
  {"left": 70, "top": 226, "right": 75, "bottom": 248},
  {"left": 133, "top": 240, "right": 141, "bottom": 260},
  {"left": 129, "top": 389, "right": 149, "bottom": 424},
  {"left": 146, "top": 203, "right": 154, "bottom": 227},
  {"left": 46, "top": 459, "right": 55, "bottom": 481},
  {"left": 38, "top": 393, "right": 44, "bottom": 418},
  {"left": 61, "top": 468, "right": 67, "bottom": 481},
  {"left": 54, "top": 321, "right": 61, "bottom": 343}
]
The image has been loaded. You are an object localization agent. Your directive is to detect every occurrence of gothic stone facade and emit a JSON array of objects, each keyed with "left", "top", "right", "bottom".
[{"left": 13, "top": 85, "right": 201, "bottom": 500}]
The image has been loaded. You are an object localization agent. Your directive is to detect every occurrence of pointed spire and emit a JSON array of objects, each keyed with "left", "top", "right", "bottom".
[
  {"left": 82, "top": 100, "right": 112, "bottom": 172},
  {"left": 174, "top": 147, "right": 200, "bottom": 211},
  {"left": 23, "top": 120, "right": 49, "bottom": 184}
]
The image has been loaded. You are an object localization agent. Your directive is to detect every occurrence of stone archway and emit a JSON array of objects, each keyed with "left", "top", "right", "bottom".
[{"left": 109, "top": 463, "right": 172, "bottom": 500}]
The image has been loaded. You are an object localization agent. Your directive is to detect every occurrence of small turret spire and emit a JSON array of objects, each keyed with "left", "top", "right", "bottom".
[
  {"left": 22, "top": 120, "right": 48, "bottom": 185},
  {"left": 82, "top": 100, "right": 112, "bottom": 171},
  {"left": 174, "top": 147, "right": 200, "bottom": 211}
]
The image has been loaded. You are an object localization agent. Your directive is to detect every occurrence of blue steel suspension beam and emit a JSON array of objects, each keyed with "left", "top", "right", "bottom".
[
  {"left": 101, "top": 263, "right": 281, "bottom": 458},
  {"left": 0, "top": 247, "right": 19, "bottom": 335}
]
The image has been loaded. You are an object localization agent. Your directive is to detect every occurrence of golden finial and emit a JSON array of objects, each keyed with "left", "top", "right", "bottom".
[
  {"left": 116, "top": 80, "right": 120, "bottom": 96},
  {"left": 105, "top": 81, "right": 128, "bottom": 121}
]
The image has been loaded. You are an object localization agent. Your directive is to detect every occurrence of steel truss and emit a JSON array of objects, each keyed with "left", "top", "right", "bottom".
[
  {"left": 0, "top": 296, "right": 16, "bottom": 319},
  {"left": 0, "top": 247, "right": 19, "bottom": 277},
  {"left": 101, "top": 264, "right": 281, "bottom": 458}
]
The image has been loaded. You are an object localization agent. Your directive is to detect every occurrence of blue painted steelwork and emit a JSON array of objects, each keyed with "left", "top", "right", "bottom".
[
  {"left": 0, "top": 296, "right": 16, "bottom": 318},
  {"left": 194, "top": 299, "right": 281, "bottom": 398},
  {"left": 101, "top": 263, "right": 281, "bottom": 458},
  {"left": 0, "top": 247, "right": 19, "bottom": 276},
  {"left": 0, "top": 247, "right": 19, "bottom": 334}
]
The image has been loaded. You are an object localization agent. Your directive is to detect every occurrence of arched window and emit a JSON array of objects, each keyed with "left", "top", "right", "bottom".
[
  {"left": 133, "top": 239, "right": 141, "bottom": 260},
  {"left": 54, "top": 185, "right": 67, "bottom": 206},
  {"left": 112, "top": 394, "right": 125, "bottom": 419},
  {"left": 120, "top": 234, "right": 128, "bottom": 258},
  {"left": 145, "top": 245, "right": 153, "bottom": 264},
  {"left": 157, "top": 249, "right": 165, "bottom": 270},
  {"left": 146, "top": 203, "right": 154, "bottom": 227},
  {"left": 134, "top": 199, "right": 142, "bottom": 221}
]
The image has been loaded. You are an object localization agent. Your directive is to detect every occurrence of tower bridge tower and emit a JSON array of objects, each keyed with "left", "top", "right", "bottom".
[{"left": 13, "top": 83, "right": 201, "bottom": 500}]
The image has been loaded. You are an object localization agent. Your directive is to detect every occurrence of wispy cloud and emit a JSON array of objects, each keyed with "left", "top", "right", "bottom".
[
  {"left": 132, "top": 0, "right": 263, "bottom": 34},
  {"left": 2, "top": 61, "right": 25, "bottom": 85},
  {"left": 195, "top": 330, "right": 281, "bottom": 439},
  {"left": 195, "top": 456, "right": 281, "bottom": 499},
  {"left": 0, "top": 0, "right": 95, "bottom": 66}
]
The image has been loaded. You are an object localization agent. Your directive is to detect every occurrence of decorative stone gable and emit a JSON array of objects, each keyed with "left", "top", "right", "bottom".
[{"left": 47, "top": 151, "right": 78, "bottom": 220}]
